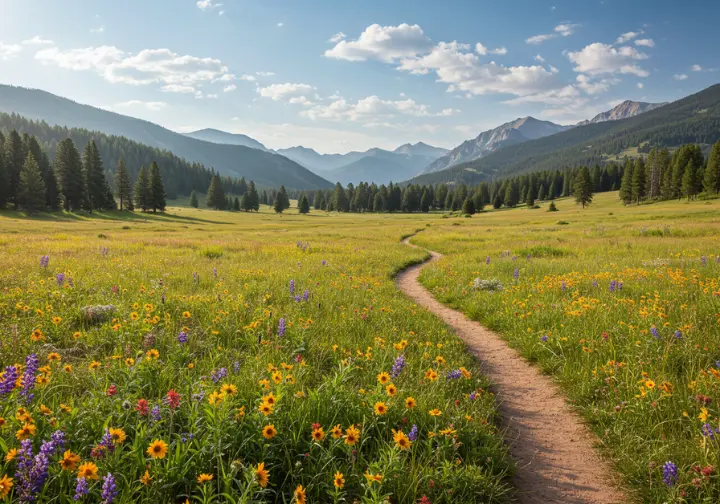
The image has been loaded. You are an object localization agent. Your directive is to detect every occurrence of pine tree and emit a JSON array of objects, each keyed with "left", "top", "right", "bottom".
[
  {"left": 547, "top": 201, "right": 558, "bottom": 212},
  {"left": 331, "top": 183, "right": 349, "bottom": 212},
  {"left": 189, "top": 190, "right": 199, "bottom": 208},
  {"left": 233, "top": 197, "right": 241, "bottom": 211},
  {"left": 277, "top": 185, "right": 290, "bottom": 211},
  {"left": 149, "top": 161, "right": 166, "bottom": 212},
  {"left": 18, "top": 152, "right": 46, "bottom": 214},
  {"left": 298, "top": 194, "right": 310, "bottom": 214},
  {"left": 54, "top": 138, "right": 85, "bottom": 211},
  {"left": 114, "top": 158, "right": 132, "bottom": 210},
  {"left": 314, "top": 192, "right": 324, "bottom": 210},
  {"left": 619, "top": 160, "right": 634, "bottom": 205},
  {"left": 273, "top": 192, "right": 285, "bottom": 214},
  {"left": 572, "top": 165, "right": 593, "bottom": 208},
  {"left": 24, "top": 136, "right": 58, "bottom": 210},
  {"left": 247, "top": 181, "right": 260, "bottom": 211},
  {"left": 133, "top": 165, "right": 152, "bottom": 211},
  {"left": 461, "top": 197, "right": 476, "bottom": 215},
  {"left": 240, "top": 193, "right": 250, "bottom": 211},
  {"left": 682, "top": 160, "right": 697, "bottom": 200},
  {"left": 703, "top": 141, "right": 720, "bottom": 195},
  {"left": 548, "top": 180, "right": 557, "bottom": 200},
  {"left": 373, "top": 192, "right": 384, "bottom": 212},
  {"left": 83, "top": 140, "right": 112, "bottom": 212},
  {"left": 4, "top": 130, "right": 25, "bottom": 209},
  {"left": 504, "top": 180, "right": 519, "bottom": 208},
  {"left": 206, "top": 174, "right": 226, "bottom": 210},
  {"left": 631, "top": 158, "right": 646, "bottom": 204},
  {"left": 420, "top": 189, "right": 430, "bottom": 213},
  {"left": 537, "top": 184, "right": 546, "bottom": 201},
  {"left": 0, "top": 139, "right": 6, "bottom": 208}
]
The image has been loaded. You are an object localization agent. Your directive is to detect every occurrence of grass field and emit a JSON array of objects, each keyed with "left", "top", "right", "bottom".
[{"left": 0, "top": 192, "right": 718, "bottom": 503}]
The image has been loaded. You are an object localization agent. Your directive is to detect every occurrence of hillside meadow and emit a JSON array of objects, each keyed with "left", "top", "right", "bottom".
[{"left": 414, "top": 192, "right": 720, "bottom": 503}]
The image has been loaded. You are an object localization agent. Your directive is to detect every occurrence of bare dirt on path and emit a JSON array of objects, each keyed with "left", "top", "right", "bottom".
[{"left": 396, "top": 238, "right": 629, "bottom": 504}]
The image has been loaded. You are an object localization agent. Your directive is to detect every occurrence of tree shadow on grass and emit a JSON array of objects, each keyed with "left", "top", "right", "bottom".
[{"left": 0, "top": 209, "right": 231, "bottom": 226}]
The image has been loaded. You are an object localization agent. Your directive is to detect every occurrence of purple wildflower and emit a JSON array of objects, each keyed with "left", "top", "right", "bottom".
[
  {"left": 56, "top": 273, "right": 65, "bottom": 287},
  {"left": 321, "top": 260, "right": 327, "bottom": 266},
  {"left": 289, "top": 279, "right": 295, "bottom": 295},
  {"left": 0, "top": 365, "right": 18, "bottom": 396},
  {"left": 701, "top": 256, "right": 707, "bottom": 266},
  {"left": 21, "top": 354, "right": 39, "bottom": 403},
  {"left": 294, "top": 295, "right": 301, "bottom": 303},
  {"left": 561, "top": 280, "right": 566, "bottom": 292},
  {"left": 592, "top": 279, "right": 598, "bottom": 288},
  {"left": 469, "top": 391, "right": 478, "bottom": 401},
  {"left": 302, "top": 289, "right": 309, "bottom": 301},
  {"left": 485, "top": 256, "right": 490, "bottom": 265},
  {"left": 101, "top": 473, "right": 118, "bottom": 504},
  {"left": 211, "top": 368, "right": 227, "bottom": 383},
  {"left": 40, "top": 255, "right": 49, "bottom": 268},
  {"left": 177, "top": 331, "right": 188, "bottom": 344},
  {"left": 74, "top": 477, "right": 89, "bottom": 501},
  {"left": 233, "top": 361, "right": 240, "bottom": 373},
  {"left": 446, "top": 369, "right": 462, "bottom": 381},
  {"left": 391, "top": 355, "right": 406, "bottom": 379},
  {"left": 278, "top": 317, "right": 286, "bottom": 337},
  {"left": 213, "top": 267, "right": 218, "bottom": 278},
  {"left": 702, "top": 423, "right": 715, "bottom": 440},
  {"left": 408, "top": 424, "right": 418, "bottom": 442},
  {"left": 151, "top": 405, "right": 161, "bottom": 422},
  {"left": 650, "top": 326, "right": 659, "bottom": 338},
  {"left": 15, "top": 431, "right": 64, "bottom": 502},
  {"left": 662, "top": 461, "right": 678, "bottom": 486},
  {"left": 541, "top": 335, "right": 549, "bottom": 342},
  {"left": 512, "top": 255, "right": 517, "bottom": 261},
  {"left": 674, "top": 330, "right": 682, "bottom": 339},
  {"left": 618, "top": 281, "right": 623, "bottom": 290},
  {"left": 609, "top": 280, "right": 616, "bottom": 293},
  {"left": 513, "top": 267, "right": 519, "bottom": 281},
  {"left": 98, "top": 429, "right": 115, "bottom": 455}
]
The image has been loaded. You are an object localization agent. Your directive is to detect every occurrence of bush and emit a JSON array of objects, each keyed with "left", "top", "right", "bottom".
[
  {"left": 200, "top": 245, "right": 224, "bottom": 259},
  {"left": 472, "top": 278, "right": 504, "bottom": 292},
  {"left": 547, "top": 201, "right": 558, "bottom": 212}
]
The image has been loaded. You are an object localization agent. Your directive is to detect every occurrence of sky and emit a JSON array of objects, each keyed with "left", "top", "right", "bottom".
[{"left": 0, "top": 0, "right": 718, "bottom": 154}]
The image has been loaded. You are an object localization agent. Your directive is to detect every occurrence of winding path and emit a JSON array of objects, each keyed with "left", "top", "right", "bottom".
[{"left": 396, "top": 238, "right": 628, "bottom": 504}]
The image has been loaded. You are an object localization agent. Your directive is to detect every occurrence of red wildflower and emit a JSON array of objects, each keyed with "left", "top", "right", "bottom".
[
  {"left": 136, "top": 399, "right": 149, "bottom": 416},
  {"left": 166, "top": 390, "right": 181, "bottom": 410},
  {"left": 107, "top": 385, "right": 117, "bottom": 397}
]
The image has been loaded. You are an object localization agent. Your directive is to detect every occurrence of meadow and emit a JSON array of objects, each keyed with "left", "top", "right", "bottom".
[
  {"left": 414, "top": 192, "right": 720, "bottom": 503},
  {"left": 0, "top": 207, "right": 511, "bottom": 504}
]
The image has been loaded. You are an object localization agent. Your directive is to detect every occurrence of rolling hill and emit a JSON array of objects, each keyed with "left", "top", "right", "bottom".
[
  {"left": 184, "top": 128, "right": 269, "bottom": 151},
  {"left": 0, "top": 85, "right": 331, "bottom": 189},
  {"left": 408, "top": 83, "right": 720, "bottom": 186}
]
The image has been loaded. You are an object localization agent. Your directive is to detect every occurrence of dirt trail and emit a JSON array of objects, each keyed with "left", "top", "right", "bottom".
[{"left": 396, "top": 238, "right": 628, "bottom": 504}]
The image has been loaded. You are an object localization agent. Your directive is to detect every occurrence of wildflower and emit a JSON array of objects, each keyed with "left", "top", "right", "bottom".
[
  {"left": 197, "top": 474, "right": 214, "bottom": 484},
  {"left": 333, "top": 471, "right": 345, "bottom": 489},
  {"left": 182, "top": 311, "right": 191, "bottom": 319},
  {"left": 377, "top": 372, "right": 391, "bottom": 384},
  {"left": 386, "top": 383, "right": 397, "bottom": 396},
  {"left": 391, "top": 355, "right": 406, "bottom": 378},
  {"left": 294, "top": 485, "right": 307, "bottom": 504},
  {"left": 344, "top": 426, "right": 360, "bottom": 445},
  {"left": 0, "top": 366, "right": 18, "bottom": 396},
  {"left": 364, "top": 472, "right": 383, "bottom": 485},
  {"left": 101, "top": 473, "right": 118, "bottom": 504},
  {"left": 609, "top": 280, "right": 616, "bottom": 292},
  {"left": 108, "top": 428, "right": 126, "bottom": 445},
  {"left": 140, "top": 470, "right": 152, "bottom": 486},
  {"left": 16, "top": 422, "right": 36, "bottom": 440},
  {"left": 56, "top": 273, "right": 65, "bottom": 287},
  {"left": 289, "top": 279, "right": 295, "bottom": 296},
  {"left": 446, "top": 369, "right": 462, "bottom": 381},
  {"left": 166, "top": 389, "right": 181, "bottom": 409},
  {"left": 146, "top": 349, "right": 160, "bottom": 360},
  {"left": 408, "top": 424, "right": 418, "bottom": 441},
  {"left": 5, "top": 449, "right": 18, "bottom": 462},
  {"left": 47, "top": 353, "right": 61, "bottom": 362},
  {"left": 374, "top": 402, "right": 388, "bottom": 415},
  {"left": 429, "top": 409, "right": 442, "bottom": 417},
  {"left": 485, "top": 256, "right": 490, "bottom": 265},
  {"left": 74, "top": 477, "right": 89, "bottom": 500},
  {"left": 136, "top": 399, "right": 149, "bottom": 416},
  {"left": 424, "top": 369, "right": 438, "bottom": 382},
  {"left": 662, "top": 461, "right": 678, "bottom": 486},
  {"left": 60, "top": 451, "right": 81, "bottom": 471},
  {"left": 303, "top": 290, "right": 309, "bottom": 301},
  {"left": 541, "top": 335, "right": 549, "bottom": 342},
  {"left": 151, "top": 406, "right": 161, "bottom": 422},
  {"left": 405, "top": 397, "right": 417, "bottom": 409},
  {"left": 698, "top": 408, "right": 709, "bottom": 422},
  {"left": 0, "top": 475, "right": 12, "bottom": 498},
  {"left": 146, "top": 440, "right": 168, "bottom": 459},
  {"left": 513, "top": 267, "right": 519, "bottom": 281},
  {"left": 674, "top": 330, "right": 682, "bottom": 339},
  {"left": 262, "top": 424, "right": 277, "bottom": 440},
  {"left": 650, "top": 326, "right": 659, "bottom": 338},
  {"left": 177, "top": 332, "right": 188, "bottom": 344},
  {"left": 89, "top": 361, "right": 101, "bottom": 371},
  {"left": 701, "top": 423, "right": 715, "bottom": 440},
  {"left": 393, "top": 429, "right": 411, "bottom": 450},
  {"left": 220, "top": 384, "right": 238, "bottom": 396},
  {"left": 278, "top": 318, "right": 286, "bottom": 337},
  {"left": 262, "top": 393, "right": 277, "bottom": 405},
  {"left": 211, "top": 367, "right": 227, "bottom": 383},
  {"left": 255, "top": 462, "right": 269, "bottom": 488},
  {"left": 330, "top": 424, "right": 343, "bottom": 439},
  {"left": 21, "top": 354, "right": 39, "bottom": 403},
  {"left": 311, "top": 426, "right": 325, "bottom": 441},
  {"left": 77, "top": 462, "right": 99, "bottom": 480},
  {"left": 258, "top": 402, "right": 273, "bottom": 416}
]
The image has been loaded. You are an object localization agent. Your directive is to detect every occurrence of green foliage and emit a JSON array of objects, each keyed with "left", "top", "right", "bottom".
[
  {"left": 83, "top": 139, "right": 113, "bottom": 212},
  {"left": 17, "top": 152, "right": 46, "bottom": 214},
  {"left": 206, "top": 174, "right": 227, "bottom": 210},
  {"left": 298, "top": 194, "right": 310, "bottom": 214},
  {"left": 189, "top": 190, "right": 199, "bottom": 208},
  {"left": 149, "top": 161, "right": 167, "bottom": 212},
  {"left": 547, "top": 201, "right": 558, "bottom": 212},
  {"left": 114, "top": 158, "right": 132, "bottom": 210},
  {"left": 703, "top": 140, "right": 720, "bottom": 194},
  {"left": 462, "top": 197, "right": 476, "bottom": 215},
  {"left": 133, "top": 165, "right": 152, "bottom": 212},
  {"left": 54, "top": 138, "right": 85, "bottom": 211},
  {"left": 573, "top": 166, "right": 594, "bottom": 208}
]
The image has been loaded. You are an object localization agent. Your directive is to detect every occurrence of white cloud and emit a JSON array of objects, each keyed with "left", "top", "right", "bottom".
[
  {"left": 673, "top": 73, "right": 688, "bottom": 81},
  {"left": 567, "top": 42, "right": 649, "bottom": 77},
  {"left": 398, "top": 41, "right": 559, "bottom": 97},
  {"left": 256, "top": 71, "right": 275, "bottom": 77},
  {"left": 301, "top": 95, "right": 456, "bottom": 122},
  {"left": 22, "top": 36, "right": 53, "bottom": 45},
  {"left": 213, "top": 73, "right": 235, "bottom": 82},
  {"left": 197, "top": 0, "right": 222, "bottom": 10},
  {"left": 258, "top": 82, "right": 316, "bottom": 102},
  {"left": 0, "top": 42, "right": 22, "bottom": 60},
  {"left": 503, "top": 85, "right": 581, "bottom": 106},
  {"left": 575, "top": 74, "right": 620, "bottom": 94},
  {"left": 35, "top": 46, "right": 229, "bottom": 90},
  {"left": 90, "top": 25, "right": 105, "bottom": 34},
  {"left": 324, "top": 23, "right": 433, "bottom": 62},
  {"left": 616, "top": 31, "right": 640, "bottom": 44},
  {"left": 328, "top": 32, "right": 346, "bottom": 43},
  {"left": 637, "top": 82, "right": 644, "bottom": 89},
  {"left": 534, "top": 54, "right": 546, "bottom": 63},
  {"left": 277, "top": 22, "right": 284, "bottom": 28},
  {"left": 635, "top": 38, "right": 655, "bottom": 48},
  {"left": 239, "top": 74, "right": 256, "bottom": 81},
  {"left": 555, "top": 23, "right": 579, "bottom": 36},
  {"left": 223, "top": 84, "right": 237, "bottom": 92},
  {"left": 475, "top": 43, "right": 507, "bottom": 56},
  {"left": 526, "top": 34, "right": 554, "bottom": 45},
  {"left": 113, "top": 100, "right": 168, "bottom": 111},
  {"left": 691, "top": 64, "right": 703, "bottom": 72},
  {"left": 161, "top": 84, "right": 196, "bottom": 93}
]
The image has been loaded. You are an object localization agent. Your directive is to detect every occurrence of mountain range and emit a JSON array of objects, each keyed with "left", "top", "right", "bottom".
[
  {"left": 577, "top": 100, "right": 667, "bottom": 126},
  {"left": 0, "top": 85, "right": 330, "bottom": 189}
]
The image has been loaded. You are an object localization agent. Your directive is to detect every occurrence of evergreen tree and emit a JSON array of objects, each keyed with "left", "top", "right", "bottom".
[
  {"left": 547, "top": 201, "right": 558, "bottom": 212},
  {"left": 537, "top": 184, "right": 546, "bottom": 201},
  {"left": 189, "top": 190, "right": 199, "bottom": 208},
  {"left": 631, "top": 158, "right": 646, "bottom": 204},
  {"left": 331, "top": 183, "right": 349, "bottom": 212},
  {"left": 504, "top": 180, "right": 519, "bottom": 208},
  {"left": 149, "top": 161, "right": 166, "bottom": 212},
  {"left": 273, "top": 192, "right": 285, "bottom": 214},
  {"left": 373, "top": 192, "right": 384, "bottom": 212},
  {"left": 54, "top": 138, "right": 85, "bottom": 211},
  {"left": 277, "top": 185, "right": 290, "bottom": 211},
  {"left": 24, "top": 136, "right": 58, "bottom": 210},
  {"left": 133, "top": 165, "right": 152, "bottom": 211},
  {"left": 548, "top": 180, "right": 557, "bottom": 200},
  {"left": 561, "top": 168, "right": 571, "bottom": 197},
  {"left": 472, "top": 188, "right": 485, "bottom": 212},
  {"left": 114, "top": 158, "right": 132, "bottom": 210},
  {"left": 247, "top": 181, "right": 260, "bottom": 211},
  {"left": 298, "top": 194, "right": 310, "bottom": 214},
  {"left": 461, "top": 197, "right": 476, "bottom": 215},
  {"left": 83, "top": 140, "right": 112, "bottom": 212},
  {"left": 4, "top": 130, "right": 25, "bottom": 209},
  {"left": 703, "top": 141, "right": 720, "bottom": 195},
  {"left": 0, "top": 138, "right": 6, "bottom": 208},
  {"left": 314, "top": 192, "right": 324, "bottom": 211},
  {"left": 619, "top": 160, "right": 634, "bottom": 205},
  {"left": 233, "top": 197, "right": 241, "bottom": 211},
  {"left": 18, "top": 152, "right": 46, "bottom": 214},
  {"left": 572, "top": 165, "right": 594, "bottom": 208},
  {"left": 444, "top": 191, "right": 453, "bottom": 211},
  {"left": 492, "top": 190, "right": 503, "bottom": 209},
  {"left": 681, "top": 160, "right": 698, "bottom": 200},
  {"left": 206, "top": 174, "right": 226, "bottom": 210},
  {"left": 240, "top": 193, "right": 250, "bottom": 212},
  {"left": 237, "top": 177, "right": 248, "bottom": 195},
  {"left": 420, "top": 189, "right": 430, "bottom": 213}
]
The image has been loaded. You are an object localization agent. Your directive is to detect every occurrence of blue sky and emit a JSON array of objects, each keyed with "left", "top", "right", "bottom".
[{"left": 0, "top": 0, "right": 718, "bottom": 153}]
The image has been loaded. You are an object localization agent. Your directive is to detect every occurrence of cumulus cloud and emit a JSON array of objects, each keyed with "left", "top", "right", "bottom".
[
  {"left": 398, "top": 41, "right": 559, "bottom": 97},
  {"left": 673, "top": 73, "right": 688, "bottom": 81},
  {"left": 567, "top": 42, "right": 649, "bottom": 77},
  {"left": 0, "top": 42, "right": 22, "bottom": 60},
  {"left": 35, "top": 45, "right": 229, "bottom": 91},
  {"left": 526, "top": 23, "right": 579, "bottom": 44},
  {"left": 324, "top": 23, "right": 433, "bottom": 62},
  {"left": 503, "top": 85, "right": 581, "bottom": 106},
  {"left": 555, "top": 23, "right": 579, "bottom": 36},
  {"left": 328, "top": 32, "right": 346, "bottom": 43},
  {"left": 197, "top": 0, "right": 222, "bottom": 10},
  {"left": 256, "top": 71, "right": 275, "bottom": 77},
  {"left": 616, "top": 31, "right": 640, "bottom": 44},
  {"left": 22, "top": 36, "right": 53, "bottom": 45},
  {"left": 257, "top": 82, "right": 316, "bottom": 102},
  {"left": 239, "top": 74, "right": 256, "bottom": 81},
  {"left": 113, "top": 100, "right": 168, "bottom": 111},
  {"left": 301, "top": 95, "right": 455, "bottom": 122},
  {"left": 534, "top": 54, "right": 546, "bottom": 63},
  {"left": 691, "top": 64, "right": 703, "bottom": 72},
  {"left": 575, "top": 74, "right": 620, "bottom": 94},
  {"left": 475, "top": 43, "right": 507, "bottom": 56},
  {"left": 223, "top": 84, "right": 237, "bottom": 92},
  {"left": 526, "top": 34, "right": 554, "bottom": 45},
  {"left": 635, "top": 38, "right": 655, "bottom": 47},
  {"left": 637, "top": 82, "right": 644, "bottom": 89}
]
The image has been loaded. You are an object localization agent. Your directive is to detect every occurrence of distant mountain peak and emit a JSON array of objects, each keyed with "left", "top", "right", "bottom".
[
  {"left": 184, "top": 128, "right": 268, "bottom": 151},
  {"left": 577, "top": 100, "right": 667, "bottom": 126}
]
